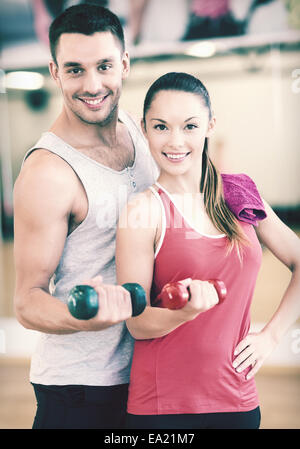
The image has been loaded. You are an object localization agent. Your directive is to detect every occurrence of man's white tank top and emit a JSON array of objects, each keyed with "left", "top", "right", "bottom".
[{"left": 22, "top": 110, "right": 158, "bottom": 386}]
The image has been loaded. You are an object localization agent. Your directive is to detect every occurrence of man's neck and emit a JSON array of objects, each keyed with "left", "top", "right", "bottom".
[
  {"left": 48, "top": 106, "right": 135, "bottom": 171},
  {"left": 50, "top": 106, "right": 120, "bottom": 151}
]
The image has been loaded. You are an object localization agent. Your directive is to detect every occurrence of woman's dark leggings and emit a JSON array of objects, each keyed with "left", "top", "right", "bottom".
[{"left": 126, "top": 407, "right": 261, "bottom": 429}]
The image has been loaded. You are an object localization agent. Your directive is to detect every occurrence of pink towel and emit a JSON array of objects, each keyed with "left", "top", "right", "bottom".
[
  {"left": 221, "top": 173, "right": 267, "bottom": 226},
  {"left": 191, "top": 0, "right": 229, "bottom": 19}
]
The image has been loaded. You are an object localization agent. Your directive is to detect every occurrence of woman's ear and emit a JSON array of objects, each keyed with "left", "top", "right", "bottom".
[
  {"left": 206, "top": 115, "right": 216, "bottom": 138},
  {"left": 141, "top": 118, "right": 147, "bottom": 137}
]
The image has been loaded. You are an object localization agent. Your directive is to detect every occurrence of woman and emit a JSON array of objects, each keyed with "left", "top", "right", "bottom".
[{"left": 116, "top": 72, "right": 300, "bottom": 429}]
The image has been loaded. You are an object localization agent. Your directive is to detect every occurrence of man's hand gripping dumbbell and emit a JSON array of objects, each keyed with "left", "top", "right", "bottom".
[{"left": 67, "top": 277, "right": 226, "bottom": 324}]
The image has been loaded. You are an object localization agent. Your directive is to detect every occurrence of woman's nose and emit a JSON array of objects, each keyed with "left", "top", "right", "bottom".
[{"left": 167, "top": 130, "right": 185, "bottom": 149}]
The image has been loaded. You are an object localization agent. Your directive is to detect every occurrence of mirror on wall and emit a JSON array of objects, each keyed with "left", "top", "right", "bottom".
[
  {"left": 0, "top": 0, "right": 300, "bottom": 242},
  {"left": 1, "top": 46, "right": 300, "bottom": 242}
]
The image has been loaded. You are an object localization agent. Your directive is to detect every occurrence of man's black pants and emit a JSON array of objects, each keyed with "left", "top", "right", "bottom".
[{"left": 31, "top": 383, "right": 129, "bottom": 429}]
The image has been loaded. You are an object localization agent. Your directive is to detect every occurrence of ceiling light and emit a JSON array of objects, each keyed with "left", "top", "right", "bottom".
[
  {"left": 5, "top": 71, "right": 44, "bottom": 90},
  {"left": 186, "top": 41, "right": 216, "bottom": 58}
]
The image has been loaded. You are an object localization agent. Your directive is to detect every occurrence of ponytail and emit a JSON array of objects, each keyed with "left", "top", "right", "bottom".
[{"left": 200, "top": 138, "right": 249, "bottom": 259}]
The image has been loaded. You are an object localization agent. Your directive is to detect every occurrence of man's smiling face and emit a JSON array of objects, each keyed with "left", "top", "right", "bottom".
[{"left": 50, "top": 31, "right": 130, "bottom": 125}]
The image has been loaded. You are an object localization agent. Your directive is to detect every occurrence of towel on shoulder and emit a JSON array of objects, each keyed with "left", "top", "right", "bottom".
[{"left": 221, "top": 173, "right": 267, "bottom": 226}]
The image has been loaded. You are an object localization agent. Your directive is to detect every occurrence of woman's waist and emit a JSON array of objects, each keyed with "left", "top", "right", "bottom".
[
  {"left": 130, "top": 335, "right": 255, "bottom": 400},
  {"left": 132, "top": 329, "right": 242, "bottom": 375}
]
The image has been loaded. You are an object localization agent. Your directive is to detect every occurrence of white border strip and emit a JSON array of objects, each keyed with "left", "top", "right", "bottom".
[
  {"left": 155, "top": 182, "right": 226, "bottom": 239},
  {"left": 149, "top": 186, "right": 167, "bottom": 259}
]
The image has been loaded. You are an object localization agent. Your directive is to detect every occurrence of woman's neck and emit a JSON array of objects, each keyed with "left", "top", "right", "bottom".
[{"left": 157, "top": 172, "right": 202, "bottom": 195}]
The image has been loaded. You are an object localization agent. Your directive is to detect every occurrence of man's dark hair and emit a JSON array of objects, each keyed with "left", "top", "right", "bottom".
[{"left": 49, "top": 4, "right": 125, "bottom": 65}]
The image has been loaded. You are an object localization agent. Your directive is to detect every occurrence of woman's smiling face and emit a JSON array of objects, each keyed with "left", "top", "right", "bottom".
[{"left": 142, "top": 89, "right": 215, "bottom": 178}]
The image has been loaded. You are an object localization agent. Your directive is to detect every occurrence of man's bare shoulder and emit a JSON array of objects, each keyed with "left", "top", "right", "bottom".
[
  {"left": 17, "top": 149, "right": 78, "bottom": 189},
  {"left": 14, "top": 149, "right": 78, "bottom": 216},
  {"left": 22, "top": 148, "right": 75, "bottom": 176}
]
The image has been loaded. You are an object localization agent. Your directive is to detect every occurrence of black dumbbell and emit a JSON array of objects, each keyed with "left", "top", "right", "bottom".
[{"left": 67, "top": 283, "right": 147, "bottom": 320}]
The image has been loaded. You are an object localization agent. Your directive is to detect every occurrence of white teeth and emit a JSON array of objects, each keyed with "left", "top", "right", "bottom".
[
  {"left": 165, "top": 153, "right": 189, "bottom": 159},
  {"left": 85, "top": 98, "right": 102, "bottom": 105},
  {"left": 82, "top": 97, "right": 105, "bottom": 105}
]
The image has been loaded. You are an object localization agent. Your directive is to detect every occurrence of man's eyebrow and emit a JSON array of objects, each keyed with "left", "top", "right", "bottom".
[
  {"left": 63, "top": 58, "right": 114, "bottom": 68},
  {"left": 63, "top": 62, "right": 81, "bottom": 68}
]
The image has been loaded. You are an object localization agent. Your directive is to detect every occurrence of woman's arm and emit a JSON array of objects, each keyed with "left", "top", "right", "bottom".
[
  {"left": 116, "top": 190, "right": 186, "bottom": 339},
  {"left": 233, "top": 198, "right": 300, "bottom": 378},
  {"left": 116, "top": 190, "right": 218, "bottom": 340}
]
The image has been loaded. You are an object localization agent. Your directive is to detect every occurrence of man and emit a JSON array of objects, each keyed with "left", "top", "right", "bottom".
[{"left": 13, "top": 4, "right": 157, "bottom": 429}]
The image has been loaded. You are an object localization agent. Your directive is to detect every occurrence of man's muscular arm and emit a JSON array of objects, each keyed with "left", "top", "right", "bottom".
[
  {"left": 13, "top": 150, "right": 132, "bottom": 334},
  {"left": 13, "top": 150, "right": 85, "bottom": 333}
]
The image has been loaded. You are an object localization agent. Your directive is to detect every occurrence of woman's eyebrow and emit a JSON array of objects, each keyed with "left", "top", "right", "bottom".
[
  {"left": 184, "top": 116, "right": 200, "bottom": 122},
  {"left": 150, "top": 117, "right": 200, "bottom": 122},
  {"left": 150, "top": 118, "right": 167, "bottom": 123}
]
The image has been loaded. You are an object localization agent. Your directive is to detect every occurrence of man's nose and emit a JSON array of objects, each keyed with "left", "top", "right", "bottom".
[{"left": 82, "top": 70, "right": 104, "bottom": 96}]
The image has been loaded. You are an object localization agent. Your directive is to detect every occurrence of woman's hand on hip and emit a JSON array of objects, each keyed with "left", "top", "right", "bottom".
[{"left": 233, "top": 329, "right": 278, "bottom": 379}]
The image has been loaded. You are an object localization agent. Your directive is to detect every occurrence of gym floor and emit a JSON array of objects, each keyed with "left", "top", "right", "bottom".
[
  {"left": 0, "top": 235, "right": 300, "bottom": 429},
  {"left": 0, "top": 359, "right": 299, "bottom": 429}
]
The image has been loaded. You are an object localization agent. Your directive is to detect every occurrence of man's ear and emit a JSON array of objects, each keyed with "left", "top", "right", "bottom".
[
  {"left": 49, "top": 60, "right": 60, "bottom": 85},
  {"left": 206, "top": 115, "right": 216, "bottom": 138},
  {"left": 121, "top": 51, "right": 130, "bottom": 80}
]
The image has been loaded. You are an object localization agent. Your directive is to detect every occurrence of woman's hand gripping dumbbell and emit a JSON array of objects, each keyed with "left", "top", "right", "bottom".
[
  {"left": 67, "top": 276, "right": 226, "bottom": 322},
  {"left": 154, "top": 279, "right": 227, "bottom": 311},
  {"left": 67, "top": 278, "right": 147, "bottom": 320}
]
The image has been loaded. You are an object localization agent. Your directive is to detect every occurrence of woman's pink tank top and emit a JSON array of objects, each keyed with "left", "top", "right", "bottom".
[{"left": 127, "top": 182, "right": 263, "bottom": 415}]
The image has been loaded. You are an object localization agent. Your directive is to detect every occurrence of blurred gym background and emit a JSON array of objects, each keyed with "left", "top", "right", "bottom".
[{"left": 0, "top": 0, "right": 300, "bottom": 429}]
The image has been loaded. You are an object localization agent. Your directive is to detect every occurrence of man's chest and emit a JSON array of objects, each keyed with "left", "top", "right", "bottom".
[{"left": 77, "top": 131, "right": 135, "bottom": 172}]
